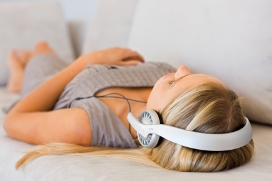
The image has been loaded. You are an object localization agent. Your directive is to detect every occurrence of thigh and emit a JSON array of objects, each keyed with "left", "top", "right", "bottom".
[{"left": 21, "top": 54, "right": 69, "bottom": 96}]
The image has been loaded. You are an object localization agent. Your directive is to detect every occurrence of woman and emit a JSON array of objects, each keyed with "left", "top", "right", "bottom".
[{"left": 4, "top": 42, "right": 254, "bottom": 172}]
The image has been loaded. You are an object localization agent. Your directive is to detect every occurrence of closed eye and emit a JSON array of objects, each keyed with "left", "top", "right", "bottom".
[{"left": 169, "top": 74, "right": 191, "bottom": 88}]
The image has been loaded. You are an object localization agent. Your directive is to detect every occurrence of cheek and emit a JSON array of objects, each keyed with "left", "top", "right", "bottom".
[
  {"left": 146, "top": 89, "right": 159, "bottom": 110},
  {"left": 153, "top": 77, "right": 167, "bottom": 92},
  {"left": 146, "top": 87, "right": 162, "bottom": 110},
  {"left": 147, "top": 84, "right": 170, "bottom": 111},
  {"left": 152, "top": 79, "right": 167, "bottom": 97}
]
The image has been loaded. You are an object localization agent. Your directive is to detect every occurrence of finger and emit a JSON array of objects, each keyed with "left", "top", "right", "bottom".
[
  {"left": 118, "top": 60, "right": 143, "bottom": 66},
  {"left": 122, "top": 54, "right": 145, "bottom": 62},
  {"left": 120, "top": 49, "right": 145, "bottom": 63},
  {"left": 129, "top": 52, "right": 145, "bottom": 62},
  {"left": 134, "top": 53, "right": 145, "bottom": 63}
]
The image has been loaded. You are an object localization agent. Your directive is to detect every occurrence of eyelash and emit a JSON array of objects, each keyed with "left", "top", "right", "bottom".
[
  {"left": 168, "top": 74, "right": 190, "bottom": 88},
  {"left": 169, "top": 79, "right": 175, "bottom": 85}
]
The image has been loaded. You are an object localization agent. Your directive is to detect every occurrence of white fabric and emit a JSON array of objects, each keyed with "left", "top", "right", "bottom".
[
  {"left": 128, "top": 0, "right": 272, "bottom": 125},
  {"left": 0, "top": 87, "right": 272, "bottom": 180},
  {"left": 1, "top": 0, "right": 272, "bottom": 180},
  {"left": 82, "top": 0, "right": 139, "bottom": 54},
  {"left": 0, "top": 1, "right": 74, "bottom": 86}
]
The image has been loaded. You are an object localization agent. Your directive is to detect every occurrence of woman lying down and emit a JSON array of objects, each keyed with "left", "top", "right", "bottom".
[{"left": 4, "top": 42, "right": 254, "bottom": 172}]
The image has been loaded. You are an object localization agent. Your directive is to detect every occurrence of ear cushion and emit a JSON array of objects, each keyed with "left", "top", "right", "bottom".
[
  {"left": 154, "top": 111, "right": 164, "bottom": 147},
  {"left": 137, "top": 110, "right": 163, "bottom": 148}
]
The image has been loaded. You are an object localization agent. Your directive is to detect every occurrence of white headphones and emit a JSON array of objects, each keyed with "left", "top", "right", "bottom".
[{"left": 127, "top": 110, "right": 253, "bottom": 151}]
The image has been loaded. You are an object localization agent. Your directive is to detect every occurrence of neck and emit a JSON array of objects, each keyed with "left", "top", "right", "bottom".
[
  {"left": 126, "top": 87, "right": 152, "bottom": 116},
  {"left": 94, "top": 87, "right": 153, "bottom": 139}
]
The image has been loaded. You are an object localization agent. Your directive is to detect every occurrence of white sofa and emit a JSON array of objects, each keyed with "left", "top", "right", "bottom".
[{"left": 0, "top": 0, "right": 272, "bottom": 180}]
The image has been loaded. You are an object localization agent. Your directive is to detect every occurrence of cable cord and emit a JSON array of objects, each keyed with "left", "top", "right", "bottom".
[
  {"left": 68, "top": 92, "right": 147, "bottom": 140},
  {"left": 68, "top": 92, "right": 147, "bottom": 111}
]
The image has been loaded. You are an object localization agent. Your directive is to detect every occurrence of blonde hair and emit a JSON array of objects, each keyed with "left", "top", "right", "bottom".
[
  {"left": 143, "top": 82, "right": 254, "bottom": 171},
  {"left": 16, "top": 82, "right": 254, "bottom": 171}
]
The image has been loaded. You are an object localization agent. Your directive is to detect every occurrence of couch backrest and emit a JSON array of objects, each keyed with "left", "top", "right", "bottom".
[
  {"left": 82, "top": 0, "right": 139, "bottom": 54},
  {"left": 85, "top": 0, "right": 272, "bottom": 125}
]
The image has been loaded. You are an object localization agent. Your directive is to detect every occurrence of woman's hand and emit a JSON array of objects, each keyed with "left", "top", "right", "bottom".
[{"left": 78, "top": 47, "right": 145, "bottom": 66}]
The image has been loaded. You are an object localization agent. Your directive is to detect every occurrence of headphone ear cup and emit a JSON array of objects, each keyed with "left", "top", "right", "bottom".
[{"left": 137, "top": 110, "right": 163, "bottom": 148}]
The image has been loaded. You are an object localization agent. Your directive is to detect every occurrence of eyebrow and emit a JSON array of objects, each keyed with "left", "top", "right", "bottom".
[{"left": 169, "top": 74, "right": 192, "bottom": 88}]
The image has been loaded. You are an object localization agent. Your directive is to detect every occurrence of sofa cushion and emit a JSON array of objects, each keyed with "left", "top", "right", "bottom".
[
  {"left": 0, "top": 1, "right": 74, "bottom": 86},
  {"left": 128, "top": 0, "right": 272, "bottom": 125},
  {"left": 82, "top": 0, "right": 139, "bottom": 54}
]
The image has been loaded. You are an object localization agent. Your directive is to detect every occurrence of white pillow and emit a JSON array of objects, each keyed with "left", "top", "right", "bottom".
[
  {"left": 128, "top": 0, "right": 272, "bottom": 125},
  {"left": 0, "top": 1, "right": 74, "bottom": 86},
  {"left": 82, "top": 0, "right": 139, "bottom": 54}
]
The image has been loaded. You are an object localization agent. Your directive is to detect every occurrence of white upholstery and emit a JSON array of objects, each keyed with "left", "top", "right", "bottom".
[
  {"left": 82, "top": 0, "right": 139, "bottom": 54},
  {"left": 0, "top": 1, "right": 74, "bottom": 86},
  {"left": 0, "top": 0, "right": 272, "bottom": 180},
  {"left": 0, "top": 87, "right": 272, "bottom": 180},
  {"left": 128, "top": 0, "right": 272, "bottom": 125}
]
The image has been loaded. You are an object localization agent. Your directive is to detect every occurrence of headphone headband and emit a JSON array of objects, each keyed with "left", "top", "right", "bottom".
[{"left": 127, "top": 111, "right": 252, "bottom": 151}]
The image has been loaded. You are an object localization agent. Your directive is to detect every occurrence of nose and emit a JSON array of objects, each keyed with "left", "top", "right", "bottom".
[{"left": 174, "top": 65, "right": 191, "bottom": 79}]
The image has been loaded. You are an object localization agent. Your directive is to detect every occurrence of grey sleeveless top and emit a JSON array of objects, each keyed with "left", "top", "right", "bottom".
[{"left": 54, "top": 62, "right": 176, "bottom": 148}]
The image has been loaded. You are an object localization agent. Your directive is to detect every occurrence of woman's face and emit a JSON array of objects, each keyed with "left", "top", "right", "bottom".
[{"left": 146, "top": 65, "right": 224, "bottom": 112}]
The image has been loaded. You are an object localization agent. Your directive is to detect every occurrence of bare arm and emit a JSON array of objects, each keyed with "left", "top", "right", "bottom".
[{"left": 4, "top": 47, "right": 144, "bottom": 145}]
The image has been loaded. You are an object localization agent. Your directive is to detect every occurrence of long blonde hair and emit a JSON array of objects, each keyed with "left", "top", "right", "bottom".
[
  {"left": 16, "top": 82, "right": 254, "bottom": 171},
  {"left": 143, "top": 82, "right": 254, "bottom": 171}
]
